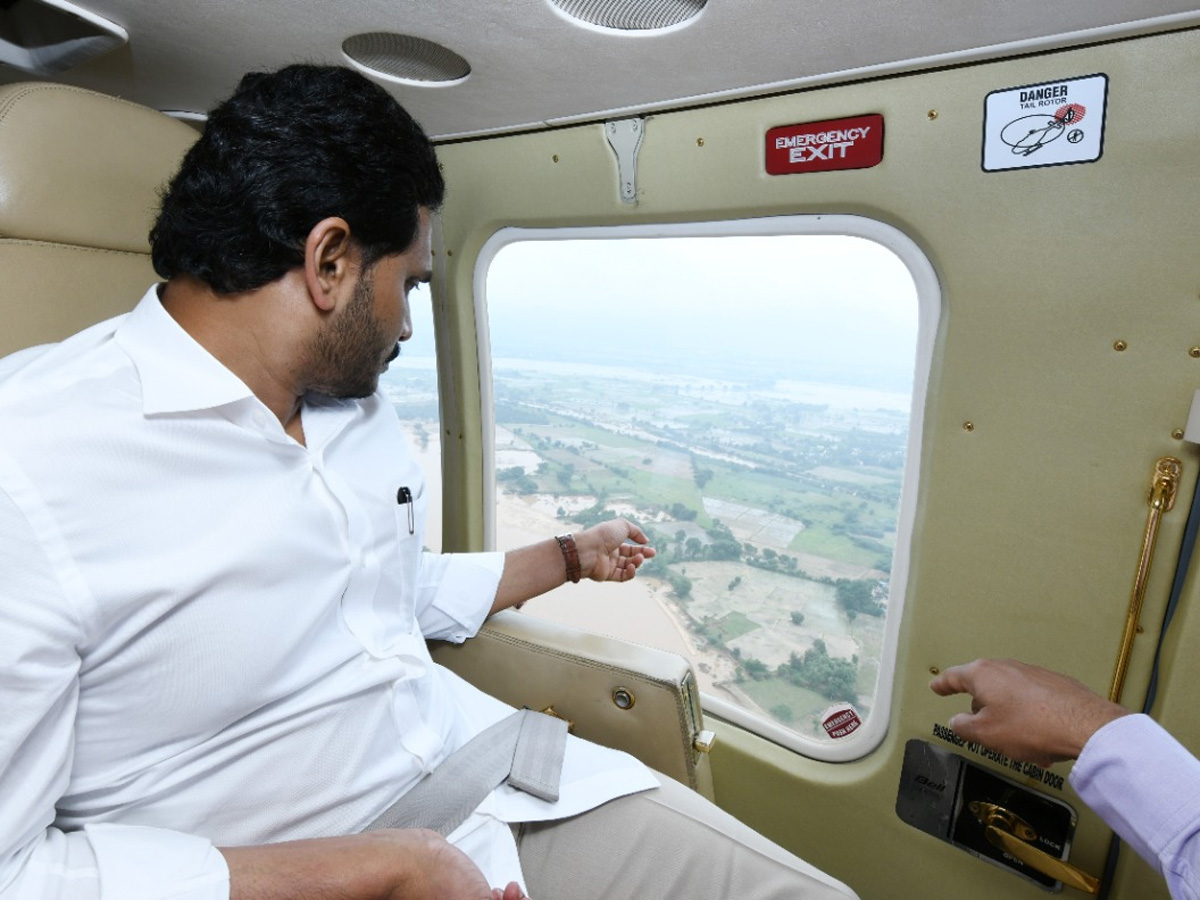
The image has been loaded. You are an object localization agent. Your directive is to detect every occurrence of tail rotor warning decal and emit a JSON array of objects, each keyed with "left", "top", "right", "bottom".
[{"left": 982, "top": 74, "right": 1107, "bottom": 172}]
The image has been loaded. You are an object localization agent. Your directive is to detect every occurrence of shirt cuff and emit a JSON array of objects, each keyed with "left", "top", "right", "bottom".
[
  {"left": 415, "top": 551, "right": 505, "bottom": 642},
  {"left": 1071, "top": 713, "right": 1200, "bottom": 881},
  {"left": 85, "top": 824, "right": 228, "bottom": 900}
]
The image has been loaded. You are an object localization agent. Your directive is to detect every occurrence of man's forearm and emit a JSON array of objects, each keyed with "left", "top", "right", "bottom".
[
  {"left": 221, "top": 830, "right": 497, "bottom": 900},
  {"left": 491, "top": 519, "right": 654, "bottom": 615},
  {"left": 492, "top": 538, "right": 569, "bottom": 614}
]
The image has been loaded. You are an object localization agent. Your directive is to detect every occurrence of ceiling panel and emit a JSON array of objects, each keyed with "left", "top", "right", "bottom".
[{"left": 1, "top": 0, "right": 1197, "bottom": 137}]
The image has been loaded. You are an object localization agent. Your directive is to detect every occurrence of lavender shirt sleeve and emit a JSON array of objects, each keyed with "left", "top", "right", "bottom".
[{"left": 1070, "top": 713, "right": 1200, "bottom": 899}]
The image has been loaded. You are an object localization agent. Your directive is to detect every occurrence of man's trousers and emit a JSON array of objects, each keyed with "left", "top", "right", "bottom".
[{"left": 515, "top": 770, "right": 858, "bottom": 899}]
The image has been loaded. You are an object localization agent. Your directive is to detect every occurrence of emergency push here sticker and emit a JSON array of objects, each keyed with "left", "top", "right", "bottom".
[
  {"left": 821, "top": 704, "right": 862, "bottom": 739},
  {"left": 766, "top": 114, "right": 883, "bottom": 175}
]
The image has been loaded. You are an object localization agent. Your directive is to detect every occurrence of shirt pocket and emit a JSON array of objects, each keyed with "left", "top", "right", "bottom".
[
  {"left": 383, "top": 480, "right": 428, "bottom": 617},
  {"left": 393, "top": 480, "right": 427, "bottom": 554}
]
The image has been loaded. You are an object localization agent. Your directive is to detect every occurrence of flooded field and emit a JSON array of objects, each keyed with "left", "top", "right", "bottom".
[
  {"left": 408, "top": 429, "right": 884, "bottom": 732},
  {"left": 390, "top": 341, "right": 907, "bottom": 741}
]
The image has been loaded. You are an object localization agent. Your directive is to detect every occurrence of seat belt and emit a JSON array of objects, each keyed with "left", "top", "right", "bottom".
[{"left": 364, "top": 709, "right": 569, "bottom": 837}]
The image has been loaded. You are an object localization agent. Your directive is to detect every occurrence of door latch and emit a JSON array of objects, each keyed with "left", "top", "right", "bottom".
[
  {"left": 969, "top": 802, "right": 1100, "bottom": 894},
  {"left": 897, "top": 739, "right": 1096, "bottom": 892}
]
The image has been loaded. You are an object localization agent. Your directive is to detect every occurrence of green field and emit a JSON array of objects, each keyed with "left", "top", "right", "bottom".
[{"left": 386, "top": 358, "right": 907, "bottom": 739}]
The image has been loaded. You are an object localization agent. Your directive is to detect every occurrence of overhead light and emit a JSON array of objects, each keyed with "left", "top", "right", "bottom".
[
  {"left": 547, "top": 0, "right": 706, "bottom": 32},
  {"left": 0, "top": 0, "right": 126, "bottom": 76},
  {"left": 342, "top": 33, "right": 470, "bottom": 86}
]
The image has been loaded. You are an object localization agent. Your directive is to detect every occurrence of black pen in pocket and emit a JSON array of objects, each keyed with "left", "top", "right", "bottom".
[{"left": 396, "top": 486, "right": 415, "bottom": 534}]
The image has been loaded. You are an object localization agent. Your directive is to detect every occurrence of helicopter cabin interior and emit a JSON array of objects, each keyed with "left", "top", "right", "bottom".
[{"left": 3, "top": 0, "right": 1200, "bottom": 897}]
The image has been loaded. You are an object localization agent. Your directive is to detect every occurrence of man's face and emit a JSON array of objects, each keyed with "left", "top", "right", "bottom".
[{"left": 305, "top": 209, "right": 433, "bottom": 399}]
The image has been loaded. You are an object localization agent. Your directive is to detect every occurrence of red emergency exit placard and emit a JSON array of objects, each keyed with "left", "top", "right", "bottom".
[{"left": 766, "top": 114, "right": 884, "bottom": 175}]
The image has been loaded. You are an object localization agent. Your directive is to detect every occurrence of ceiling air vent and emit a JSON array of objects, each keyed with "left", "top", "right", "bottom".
[
  {"left": 548, "top": 0, "right": 706, "bottom": 31},
  {"left": 342, "top": 33, "right": 470, "bottom": 86},
  {"left": 0, "top": 0, "right": 126, "bottom": 76}
]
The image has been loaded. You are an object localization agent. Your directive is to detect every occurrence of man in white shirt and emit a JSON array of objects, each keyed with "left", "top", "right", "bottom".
[
  {"left": 932, "top": 658, "right": 1200, "bottom": 899},
  {"left": 0, "top": 64, "right": 856, "bottom": 900}
]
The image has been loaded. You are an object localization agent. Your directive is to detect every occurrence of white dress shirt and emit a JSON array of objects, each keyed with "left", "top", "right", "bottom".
[
  {"left": 0, "top": 286, "right": 655, "bottom": 900},
  {"left": 1071, "top": 713, "right": 1200, "bottom": 899}
]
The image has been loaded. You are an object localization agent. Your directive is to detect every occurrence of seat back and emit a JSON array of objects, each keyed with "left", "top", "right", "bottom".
[{"left": 0, "top": 82, "right": 196, "bottom": 356}]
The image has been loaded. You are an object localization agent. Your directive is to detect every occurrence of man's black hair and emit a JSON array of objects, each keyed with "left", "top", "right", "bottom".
[{"left": 150, "top": 64, "right": 445, "bottom": 294}]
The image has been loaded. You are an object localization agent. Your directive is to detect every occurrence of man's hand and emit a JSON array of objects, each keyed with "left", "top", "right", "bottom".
[
  {"left": 577, "top": 518, "right": 656, "bottom": 583},
  {"left": 222, "top": 829, "right": 526, "bottom": 900},
  {"left": 493, "top": 517, "right": 657, "bottom": 613},
  {"left": 930, "top": 658, "right": 1130, "bottom": 767}
]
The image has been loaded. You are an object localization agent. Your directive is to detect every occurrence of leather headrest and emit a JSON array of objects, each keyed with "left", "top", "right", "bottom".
[{"left": 0, "top": 81, "right": 196, "bottom": 253}]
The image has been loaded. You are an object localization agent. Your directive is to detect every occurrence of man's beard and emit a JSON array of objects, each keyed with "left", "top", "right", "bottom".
[{"left": 303, "top": 274, "right": 397, "bottom": 400}]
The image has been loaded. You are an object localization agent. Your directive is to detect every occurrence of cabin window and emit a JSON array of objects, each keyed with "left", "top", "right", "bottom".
[
  {"left": 478, "top": 216, "right": 937, "bottom": 760},
  {"left": 379, "top": 281, "right": 443, "bottom": 552}
]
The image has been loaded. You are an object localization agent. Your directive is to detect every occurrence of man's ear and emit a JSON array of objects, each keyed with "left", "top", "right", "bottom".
[{"left": 303, "top": 217, "right": 356, "bottom": 312}]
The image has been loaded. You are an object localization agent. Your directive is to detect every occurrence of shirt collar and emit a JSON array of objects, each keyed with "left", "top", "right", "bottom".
[{"left": 115, "top": 284, "right": 257, "bottom": 416}]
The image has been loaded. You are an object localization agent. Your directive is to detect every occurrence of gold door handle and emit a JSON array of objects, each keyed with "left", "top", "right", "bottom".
[
  {"left": 969, "top": 802, "right": 1100, "bottom": 894},
  {"left": 1109, "top": 456, "right": 1182, "bottom": 703}
]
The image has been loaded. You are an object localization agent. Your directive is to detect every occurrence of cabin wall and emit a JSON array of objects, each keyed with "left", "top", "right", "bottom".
[{"left": 434, "top": 26, "right": 1200, "bottom": 900}]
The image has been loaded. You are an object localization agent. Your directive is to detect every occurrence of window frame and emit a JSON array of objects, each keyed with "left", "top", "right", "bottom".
[{"left": 473, "top": 214, "right": 941, "bottom": 761}]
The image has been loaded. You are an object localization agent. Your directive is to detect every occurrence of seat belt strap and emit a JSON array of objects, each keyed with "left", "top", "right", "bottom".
[
  {"left": 508, "top": 707, "right": 569, "bottom": 801},
  {"left": 364, "top": 709, "right": 568, "bottom": 836}
]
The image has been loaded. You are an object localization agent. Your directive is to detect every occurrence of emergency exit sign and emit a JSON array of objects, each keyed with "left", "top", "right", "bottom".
[{"left": 766, "top": 114, "right": 884, "bottom": 175}]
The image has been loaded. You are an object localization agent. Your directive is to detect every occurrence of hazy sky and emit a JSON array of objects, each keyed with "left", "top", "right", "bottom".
[{"left": 404, "top": 233, "right": 923, "bottom": 391}]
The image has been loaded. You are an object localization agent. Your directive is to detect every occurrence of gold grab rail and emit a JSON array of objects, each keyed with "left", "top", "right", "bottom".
[{"left": 1108, "top": 456, "right": 1182, "bottom": 704}]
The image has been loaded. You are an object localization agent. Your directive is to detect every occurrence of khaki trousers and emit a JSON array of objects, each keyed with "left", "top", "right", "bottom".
[{"left": 515, "top": 771, "right": 859, "bottom": 900}]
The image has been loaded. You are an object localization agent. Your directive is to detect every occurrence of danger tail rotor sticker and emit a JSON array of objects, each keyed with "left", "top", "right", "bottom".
[{"left": 982, "top": 74, "right": 1107, "bottom": 172}]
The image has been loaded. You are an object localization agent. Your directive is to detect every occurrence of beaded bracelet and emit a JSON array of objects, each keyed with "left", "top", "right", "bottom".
[{"left": 555, "top": 533, "right": 581, "bottom": 583}]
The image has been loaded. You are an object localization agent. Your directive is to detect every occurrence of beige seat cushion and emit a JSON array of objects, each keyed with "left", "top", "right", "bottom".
[
  {"left": 432, "top": 610, "right": 716, "bottom": 798},
  {"left": 0, "top": 82, "right": 196, "bottom": 355}
]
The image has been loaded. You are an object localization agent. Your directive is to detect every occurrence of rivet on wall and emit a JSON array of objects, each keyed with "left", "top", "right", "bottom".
[
  {"left": 696, "top": 137, "right": 705, "bottom": 147},
  {"left": 1173, "top": 429, "right": 1185, "bottom": 440},
  {"left": 927, "top": 110, "right": 938, "bottom": 121},
  {"left": 1190, "top": 347, "right": 1200, "bottom": 358},
  {"left": 1113, "top": 340, "right": 1128, "bottom": 352},
  {"left": 962, "top": 422, "right": 975, "bottom": 433},
  {"left": 552, "top": 154, "right": 560, "bottom": 163}
]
